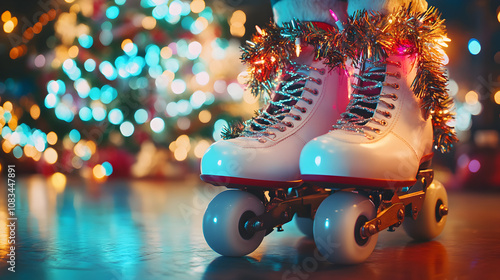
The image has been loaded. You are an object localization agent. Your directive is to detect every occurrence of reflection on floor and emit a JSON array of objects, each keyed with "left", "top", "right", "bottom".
[{"left": 0, "top": 175, "right": 499, "bottom": 279}]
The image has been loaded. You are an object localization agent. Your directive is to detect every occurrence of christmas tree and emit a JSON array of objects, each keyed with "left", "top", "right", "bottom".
[{"left": 0, "top": 0, "right": 259, "bottom": 179}]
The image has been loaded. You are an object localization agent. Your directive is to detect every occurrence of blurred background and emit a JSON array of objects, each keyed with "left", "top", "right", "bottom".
[{"left": 0, "top": 0, "right": 499, "bottom": 189}]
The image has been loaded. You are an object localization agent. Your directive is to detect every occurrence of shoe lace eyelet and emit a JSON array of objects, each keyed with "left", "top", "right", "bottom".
[
  {"left": 381, "top": 120, "right": 387, "bottom": 126},
  {"left": 279, "top": 126, "right": 286, "bottom": 132},
  {"left": 308, "top": 99, "right": 313, "bottom": 105},
  {"left": 391, "top": 94, "right": 398, "bottom": 101},
  {"left": 388, "top": 103, "right": 395, "bottom": 109},
  {"left": 315, "top": 78, "right": 322, "bottom": 85},
  {"left": 318, "top": 68, "right": 326, "bottom": 75},
  {"left": 294, "top": 115, "right": 302, "bottom": 121},
  {"left": 286, "top": 122, "right": 294, "bottom": 128},
  {"left": 374, "top": 128, "right": 381, "bottom": 134},
  {"left": 258, "top": 138, "right": 267, "bottom": 143},
  {"left": 300, "top": 108, "right": 307, "bottom": 113},
  {"left": 385, "top": 112, "right": 392, "bottom": 119},
  {"left": 395, "top": 72, "right": 401, "bottom": 79},
  {"left": 312, "top": 89, "right": 319, "bottom": 95},
  {"left": 393, "top": 83, "right": 400, "bottom": 90}
]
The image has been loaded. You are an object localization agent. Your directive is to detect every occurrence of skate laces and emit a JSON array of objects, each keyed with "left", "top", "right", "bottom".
[
  {"left": 332, "top": 60, "right": 400, "bottom": 139},
  {"left": 242, "top": 61, "right": 324, "bottom": 140}
]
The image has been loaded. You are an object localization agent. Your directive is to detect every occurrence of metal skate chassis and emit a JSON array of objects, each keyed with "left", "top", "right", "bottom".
[{"left": 237, "top": 169, "right": 449, "bottom": 239}]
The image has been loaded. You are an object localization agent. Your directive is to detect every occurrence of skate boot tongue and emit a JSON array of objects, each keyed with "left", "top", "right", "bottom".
[
  {"left": 357, "top": 62, "right": 386, "bottom": 96},
  {"left": 246, "top": 47, "right": 318, "bottom": 135},
  {"left": 344, "top": 61, "right": 386, "bottom": 122},
  {"left": 266, "top": 45, "right": 318, "bottom": 116},
  {"left": 332, "top": 59, "right": 389, "bottom": 133},
  {"left": 250, "top": 65, "right": 307, "bottom": 131}
]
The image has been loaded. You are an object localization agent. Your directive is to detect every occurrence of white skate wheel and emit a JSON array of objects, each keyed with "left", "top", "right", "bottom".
[
  {"left": 403, "top": 180, "right": 448, "bottom": 241},
  {"left": 203, "top": 190, "right": 266, "bottom": 256},
  {"left": 313, "top": 192, "right": 378, "bottom": 264},
  {"left": 295, "top": 215, "right": 314, "bottom": 238}
]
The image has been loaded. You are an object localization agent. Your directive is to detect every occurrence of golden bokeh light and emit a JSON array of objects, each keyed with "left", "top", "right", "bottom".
[
  {"left": 465, "top": 90, "right": 479, "bottom": 105},
  {"left": 494, "top": 90, "right": 500, "bottom": 105},
  {"left": 1, "top": 11, "right": 11, "bottom": 22},
  {"left": 87, "top": 140, "right": 97, "bottom": 154},
  {"left": 161, "top": 47, "right": 173, "bottom": 59},
  {"left": 32, "top": 150, "right": 42, "bottom": 161},
  {"left": 190, "top": 0, "right": 205, "bottom": 13},
  {"left": 176, "top": 134, "right": 190, "bottom": 148},
  {"left": 39, "top": 13, "right": 49, "bottom": 25},
  {"left": 9, "top": 47, "right": 19, "bottom": 59},
  {"left": 3, "top": 101, "right": 13, "bottom": 112},
  {"left": 174, "top": 147, "right": 188, "bottom": 161},
  {"left": 194, "top": 140, "right": 211, "bottom": 158},
  {"left": 93, "top": 164, "right": 106, "bottom": 179},
  {"left": 198, "top": 110, "right": 211, "bottom": 123},
  {"left": 121, "top": 39, "right": 132, "bottom": 50},
  {"left": 30, "top": 104, "right": 41, "bottom": 120},
  {"left": 2, "top": 140, "right": 14, "bottom": 153},
  {"left": 50, "top": 172, "right": 67, "bottom": 193},
  {"left": 68, "top": 45, "right": 79, "bottom": 58},
  {"left": 169, "top": 141, "right": 176, "bottom": 152},
  {"left": 8, "top": 116, "right": 17, "bottom": 130},
  {"left": 33, "top": 22, "right": 42, "bottom": 34},
  {"left": 142, "top": 16, "right": 156, "bottom": 30},
  {"left": 43, "top": 148, "right": 58, "bottom": 164},
  {"left": 47, "top": 132, "right": 58, "bottom": 145},
  {"left": 230, "top": 10, "right": 246, "bottom": 27},
  {"left": 23, "top": 144, "right": 36, "bottom": 158},
  {"left": 3, "top": 20, "right": 15, "bottom": 33}
]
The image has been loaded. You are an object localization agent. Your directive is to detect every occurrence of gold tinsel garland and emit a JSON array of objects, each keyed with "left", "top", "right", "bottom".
[
  {"left": 228, "top": 6, "right": 458, "bottom": 152},
  {"left": 240, "top": 21, "right": 343, "bottom": 98}
]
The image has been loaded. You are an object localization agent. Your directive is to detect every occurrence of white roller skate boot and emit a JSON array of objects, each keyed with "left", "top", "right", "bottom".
[
  {"left": 300, "top": 52, "right": 434, "bottom": 188},
  {"left": 201, "top": 42, "right": 349, "bottom": 187}
]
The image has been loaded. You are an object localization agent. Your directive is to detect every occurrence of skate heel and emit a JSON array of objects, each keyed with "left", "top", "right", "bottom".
[{"left": 418, "top": 153, "right": 434, "bottom": 170}]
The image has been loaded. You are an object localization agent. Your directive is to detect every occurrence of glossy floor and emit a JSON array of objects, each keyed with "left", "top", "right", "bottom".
[{"left": 1, "top": 175, "right": 499, "bottom": 280}]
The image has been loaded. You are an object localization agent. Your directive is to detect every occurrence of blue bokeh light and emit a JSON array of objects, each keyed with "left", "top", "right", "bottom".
[
  {"left": 108, "top": 108, "right": 124, "bottom": 125},
  {"left": 44, "top": 93, "right": 57, "bottom": 108},
  {"left": 55, "top": 104, "right": 74, "bottom": 122},
  {"left": 74, "top": 78, "right": 91, "bottom": 98},
  {"left": 79, "top": 107, "right": 92, "bottom": 121},
  {"left": 150, "top": 117, "right": 165, "bottom": 133},
  {"left": 69, "top": 129, "right": 81, "bottom": 143},
  {"left": 84, "top": 59, "right": 96, "bottom": 72},
  {"left": 120, "top": 121, "right": 135, "bottom": 137},
  {"left": 13, "top": 146, "right": 23, "bottom": 159},
  {"left": 134, "top": 109, "right": 148, "bottom": 124},
  {"left": 106, "top": 6, "right": 120, "bottom": 19},
  {"left": 78, "top": 34, "right": 93, "bottom": 49},
  {"left": 100, "top": 85, "right": 118, "bottom": 104},
  {"left": 92, "top": 107, "right": 107, "bottom": 121},
  {"left": 99, "top": 61, "right": 118, "bottom": 80},
  {"left": 88, "top": 87, "right": 100, "bottom": 101},
  {"left": 102, "top": 161, "right": 114, "bottom": 176},
  {"left": 468, "top": 38, "right": 481, "bottom": 55}
]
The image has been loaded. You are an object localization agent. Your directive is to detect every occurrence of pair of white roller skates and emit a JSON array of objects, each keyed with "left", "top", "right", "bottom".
[{"left": 200, "top": 9, "right": 454, "bottom": 264}]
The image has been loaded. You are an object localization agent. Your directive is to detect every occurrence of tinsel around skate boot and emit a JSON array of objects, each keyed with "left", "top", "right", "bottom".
[
  {"left": 201, "top": 22, "right": 349, "bottom": 187},
  {"left": 300, "top": 8, "right": 458, "bottom": 188}
]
